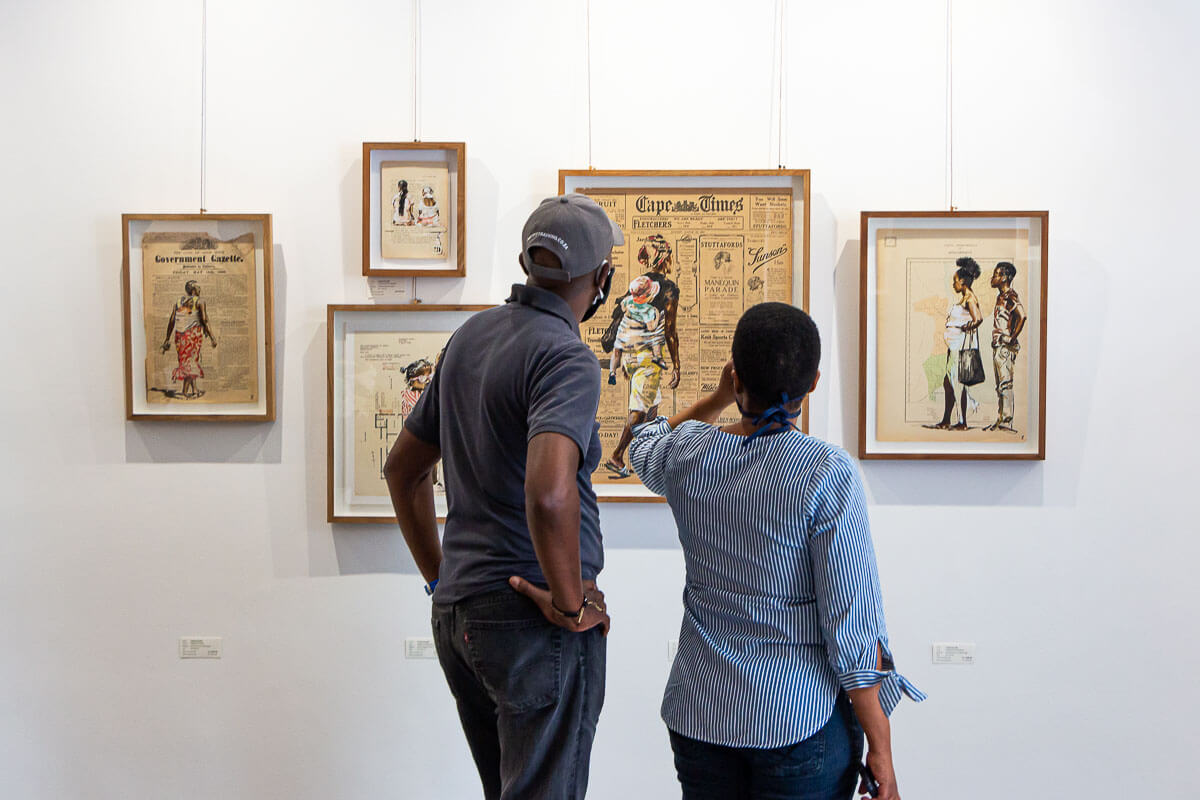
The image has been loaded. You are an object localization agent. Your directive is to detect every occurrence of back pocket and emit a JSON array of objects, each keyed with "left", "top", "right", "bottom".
[{"left": 464, "top": 617, "right": 563, "bottom": 713}]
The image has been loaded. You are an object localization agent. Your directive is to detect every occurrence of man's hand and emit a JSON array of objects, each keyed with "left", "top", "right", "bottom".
[
  {"left": 508, "top": 576, "right": 610, "bottom": 636},
  {"left": 860, "top": 749, "right": 899, "bottom": 800},
  {"left": 668, "top": 365, "right": 681, "bottom": 389}
]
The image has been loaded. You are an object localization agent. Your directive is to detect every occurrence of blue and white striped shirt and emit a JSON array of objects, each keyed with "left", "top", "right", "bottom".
[{"left": 629, "top": 418, "right": 924, "bottom": 748}]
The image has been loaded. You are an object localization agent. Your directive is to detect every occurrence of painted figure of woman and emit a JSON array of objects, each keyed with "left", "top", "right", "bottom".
[
  {"left": 391, "top": 180, "right": 414, "bottom": 225},
  {"left": 160, "top": 280, "right": 217, "bottom": 399},
  {"left": 926, "top": 257, "right": 982, "bottom": 430}
]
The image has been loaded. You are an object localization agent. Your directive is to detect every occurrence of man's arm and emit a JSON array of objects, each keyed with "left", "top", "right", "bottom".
[
  {"left": 1009, "top": 297, "right": 1027, "bottom": 343},
  {"left": 510, "top": 432, "right": 609, "bottom": 634},
  {"left": 383, "top": 428, "right": 442, "bottom": 584}
]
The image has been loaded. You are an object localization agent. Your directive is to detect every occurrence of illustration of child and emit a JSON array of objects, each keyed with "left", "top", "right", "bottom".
[
  {"left": 416, "top": 185, "right": 441, "bottom": 226},
  {"left": 608, "top": 275, "right": 666, "bottom": 385}
]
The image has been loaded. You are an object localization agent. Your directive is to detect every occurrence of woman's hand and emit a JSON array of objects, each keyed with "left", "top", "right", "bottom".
[
  {"left": 713, "top": 359, "right": 736, "bottom": 407},
  {"left": 861, "top": 749, "right": 899, "bottom": 800}
]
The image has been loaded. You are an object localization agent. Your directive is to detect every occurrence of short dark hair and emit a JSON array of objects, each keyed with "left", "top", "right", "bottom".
[
  {"left": 732, "top": 302, "right": 820, "bottom": 409},
  {"left": 995, "top": 261, "right": 1017, "bottom": 282},
  {"left": 955, "top": 257, "right": 981, "bottom": 287}
]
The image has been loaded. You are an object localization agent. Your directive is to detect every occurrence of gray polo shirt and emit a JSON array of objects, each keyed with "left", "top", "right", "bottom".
[{"left": 404, "top": 283, "right": 604, "bottom": 603}]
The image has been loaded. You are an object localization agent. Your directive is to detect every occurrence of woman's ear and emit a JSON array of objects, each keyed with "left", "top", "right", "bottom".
[{"left": 809, "top": 369, "right": 821, "bottom": 394}]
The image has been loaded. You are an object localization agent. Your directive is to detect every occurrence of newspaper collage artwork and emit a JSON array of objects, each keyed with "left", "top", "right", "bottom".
[
  {"left": 141, "top": 231, "right": 259, "bottom": 404},
  {"left": 580, "top": 188, "right": 794, "bottom": 487},
  {"left": 348, "top": 330, "right": 450, "bottom": 503}
]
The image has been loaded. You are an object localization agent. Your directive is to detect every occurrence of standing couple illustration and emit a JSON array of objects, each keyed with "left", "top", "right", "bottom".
[{"left": 927, "top": 256, "right": 1026, "bottom": 432}]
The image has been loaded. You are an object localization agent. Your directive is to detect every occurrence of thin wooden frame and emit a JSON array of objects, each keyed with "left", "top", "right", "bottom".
[
  {"left": 858, "top": 211, "right": 1048, "bottom": 460},
  {"left": 362, "top": 142, "right": 466, "bottom": 278},
  {"left": 327, "top": 304, "right": 492, "bottom": 523},
  {"left": 560, "top": 169, "right": 811, "bottom": 501},
  {"left": 121, "top": 212, "right": 275, "bottom": 422}
]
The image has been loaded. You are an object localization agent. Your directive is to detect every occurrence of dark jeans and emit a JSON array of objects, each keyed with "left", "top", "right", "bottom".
[
  {"left": 431, "top": 589, "right": 606, "bottom": 800},
  {"left": 668, "top": 692, "right": 863, "bottom": 800}
]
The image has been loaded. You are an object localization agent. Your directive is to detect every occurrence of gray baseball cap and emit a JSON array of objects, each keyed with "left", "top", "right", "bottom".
[{"left": 521, "top": 193, "right": 624, "bottom": 282}]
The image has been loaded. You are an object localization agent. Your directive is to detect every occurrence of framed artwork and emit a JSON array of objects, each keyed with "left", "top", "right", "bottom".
[
  {"left": 327, "top": 304, "right": 491, "bottom": 523},
  {"left": 559, "top": 169, "right": 810, "bottom": 500},
  {"left": 859, "top": 211, "right": 1048, "bottom": 460},
  {"left": 121, "top": 213, "right": 275, "bottom": 421},
  {"left": 362, "top": 142, "right": 465, "bottom": 277}
]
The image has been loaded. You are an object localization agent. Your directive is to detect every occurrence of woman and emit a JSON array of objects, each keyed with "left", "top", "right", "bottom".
[
  {"left": 629, "top": 303, "right": 923, "bottom": 800},
  {"left": 391, "top": 179, "right": 413, "bottom": 225},
  {"left": 926, "top": 257, "right": 982, "bottom": 430},
  {"left": 160, "top": 280, "right": 216, "bottom": 399}
]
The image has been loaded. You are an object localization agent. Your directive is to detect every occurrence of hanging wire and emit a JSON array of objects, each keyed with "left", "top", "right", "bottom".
[
  {"left": 586, "top": 0, "right": 594, "bottom": 169},
  {"left": 412, "top": 0, "right": 421, "bottom": 141},
  {"left": 946, "top": 0, "right": 955, "bottom": 210},
  {"left": 776, "top": 0, "right": 786, "bottom": 168},
  {"left": 199, "top": 0, "right": 207, "bottom": 212}
]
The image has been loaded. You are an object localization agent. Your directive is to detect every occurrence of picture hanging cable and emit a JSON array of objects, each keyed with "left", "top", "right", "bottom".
[
  {"left": 412, "top": 0, "right": 422, "bottom": 141},
  {"left": 776, "top": 0, "right": 786, "bottom": 169},
  {"left": 199, "top": 0, "right": 208, "bottom": 213},
  {"left": 586, "top": 0, "right": 594, "bottom": 169},
  {"left": 945, "top": 0, "right": 955, "bottom": 210}
]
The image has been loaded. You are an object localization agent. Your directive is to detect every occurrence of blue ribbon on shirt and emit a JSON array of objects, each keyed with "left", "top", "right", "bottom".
[{"left": 742, "top": 392, "right": 802, "bottom": 447}]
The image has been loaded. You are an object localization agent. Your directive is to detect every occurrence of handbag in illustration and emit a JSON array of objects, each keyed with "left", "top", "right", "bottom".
[{"left": 957, "top": 329, "right": 985, "bottom": 386}]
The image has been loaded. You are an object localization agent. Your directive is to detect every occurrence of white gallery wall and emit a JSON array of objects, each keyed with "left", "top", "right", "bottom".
[{"left": 1, "top": 0, "right": 1196, "bottom": 797}]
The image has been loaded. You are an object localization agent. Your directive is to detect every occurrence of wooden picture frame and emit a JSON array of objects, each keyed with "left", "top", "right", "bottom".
[
  {"left": 121, "top": 212, "right": 275, "bottom": 422},
  {"left": 327, "top": 304, "right": 492, "bottom": 523},
  {"left": 559, "top": 169, "right": 811, "bottom": 501},
  {"left": 858, "top": 211, "right": 1048, "bottom": 460},
  {"left": 362, "top": 141, "right": 466, "bottom": 278}
]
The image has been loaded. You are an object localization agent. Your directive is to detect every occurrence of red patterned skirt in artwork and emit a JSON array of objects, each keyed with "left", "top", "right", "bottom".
[{"left": 172, "top": 325, "right": 205, "bottom": 381}]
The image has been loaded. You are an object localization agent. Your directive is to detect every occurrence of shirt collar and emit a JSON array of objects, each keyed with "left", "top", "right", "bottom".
[{"left": 506, "top": 283, "right": 580, "bottom": 333}]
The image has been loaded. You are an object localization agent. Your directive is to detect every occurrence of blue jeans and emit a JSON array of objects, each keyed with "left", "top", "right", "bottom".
[
  {"left": 431, "top": 589, "right": 606, "bottom": 800},
  {"left": 668, "top": 692, "right": 863, "bottom": 800}
]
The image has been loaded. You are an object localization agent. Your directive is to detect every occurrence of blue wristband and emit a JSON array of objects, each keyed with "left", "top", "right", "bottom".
[{"left": 424, "top": 578, "right": 439, "bottom": 596}]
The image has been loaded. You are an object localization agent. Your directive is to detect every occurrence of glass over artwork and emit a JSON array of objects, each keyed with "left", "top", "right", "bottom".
[
  {"left": 122, "top": 213, "right": 274, "bottom": 421},
  {"left": 860, "top": 212, "right": 1047, "bottom": 459},
  {"left": 560, "top": 170, "right": 810, "bottom": 499},
  {"left": 327, "top": 305, "right": 490, "bottom": 522}
]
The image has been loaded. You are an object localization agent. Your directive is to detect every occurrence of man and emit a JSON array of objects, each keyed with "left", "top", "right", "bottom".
[
  {"left": 384, "top": 193, "right": 618, "bottom": 800},
  {"left": 983, "top": 260, "right": 1025, "bottom": 432},
  {"left": 603, "top": 233, "right": 680, "bottom": 477}
]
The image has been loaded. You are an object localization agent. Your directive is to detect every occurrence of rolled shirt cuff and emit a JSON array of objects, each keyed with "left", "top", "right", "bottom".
[
  {"left": 632, "top": 416, "right": 672, "bottom": 438},
  {"left": 838, "top": 668, "right": 927, "bottom": 715}
]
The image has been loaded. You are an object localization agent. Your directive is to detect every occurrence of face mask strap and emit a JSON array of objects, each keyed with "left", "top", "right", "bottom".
[{"left": 742, "top": 392, "right": 802, "bottom": 447}]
